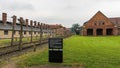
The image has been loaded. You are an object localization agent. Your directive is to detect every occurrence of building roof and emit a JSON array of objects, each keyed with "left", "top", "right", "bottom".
[
  {"left": 49, "top": 24, "right": 63, "bottom": 29},
  {"left": 0, "top": 20, "right": 52, "bottom": 32},
  {"left": 83, "top": 11, "right": 120, "bottom": 27},
  {"left": 109, "top": 17, "right": 120, "bottom": 26}
]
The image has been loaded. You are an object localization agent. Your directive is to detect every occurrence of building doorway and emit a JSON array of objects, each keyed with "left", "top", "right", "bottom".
[
  {"left": 96, "top": 29, "right": 103, "bottom": 35},
  {"left": 106, "top": 29, "right": 113, "bottom": 35},
  {"left": 87, "top": 29, "right": 93, "bottom": 35}
]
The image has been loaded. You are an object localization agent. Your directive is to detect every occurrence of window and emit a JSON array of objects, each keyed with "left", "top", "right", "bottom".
[
  {"left": 102, "top": 22, "right": 105, "bottom": 25},
  {"left": 24, "top": 31, "right": 26, "bottom": 35},
  {"left": 94, "top": 21, "right": 97, "bottom": 25},
  {"left": 34, "top": 32, "right": 36, "bottom": 34},
  {"left": 94, "top": 23, "right": 96, "bottom": 25},
  {"left": 4, "top": 30, "right": 8, "bottom": 35},
  {"left": 19, "top": 31, "right": 20, "bottom": 34},
  {"left": 13, "top": 31, "right": 16, "bottom": 35},
  {"left": 99, "top": 20, "right": 105, "bottom": 25},
  {"left": 29, "top": 31, "right": 31, "bottom": 34}
]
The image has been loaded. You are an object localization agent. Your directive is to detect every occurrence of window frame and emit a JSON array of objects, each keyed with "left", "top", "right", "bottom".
[{"left": 4, "top": 30, "right": 8, "bottom": 35}]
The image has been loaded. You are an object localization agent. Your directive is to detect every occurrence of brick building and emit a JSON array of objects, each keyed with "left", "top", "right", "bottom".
[
  {"left": 0, "top": 13, "right": 67, "bottom": 39},
  {"left": 49, "top": 24, "right": 67, "bottom": 37},
  {"left": 82, "top": 11, "right": 120, "bottom": 36}
]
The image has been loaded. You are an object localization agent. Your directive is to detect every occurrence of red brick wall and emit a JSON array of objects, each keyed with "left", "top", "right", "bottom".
[{"left": 83, "top": 11, "right": 118, "bottom": 36}]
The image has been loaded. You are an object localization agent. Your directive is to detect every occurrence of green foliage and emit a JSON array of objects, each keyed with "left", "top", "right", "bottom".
[
  {"left": 71, "top": 23, "right": 81, "bottom": 35},
  {"left": 17, "top": 36, "right": 120, "bottom": 68}
]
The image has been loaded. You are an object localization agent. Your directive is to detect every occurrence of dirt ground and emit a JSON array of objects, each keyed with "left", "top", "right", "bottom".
[
  {"left": 29, "top": 65, "right": 85, "bottom": 68},
  {"left": 1, "top": 58, "right": 85, "bottom": 68},
  {"left": 2, "top": 62, "right": 85, "bottom": 68},
  {"left": 1, "top": 61, "right": 16, "bottom": 68}
]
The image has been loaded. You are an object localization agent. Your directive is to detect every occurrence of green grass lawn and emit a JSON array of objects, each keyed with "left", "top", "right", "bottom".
[
  {"left": 0, "top": 36, "right": 46, "bottom": 47},
  {"left": 17, "top": 35, "right": 120, "bottom": 68}
]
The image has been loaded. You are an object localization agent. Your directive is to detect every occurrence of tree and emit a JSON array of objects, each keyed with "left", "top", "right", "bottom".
[{"left": 71, "top": 23, "right": 81, "bottom": 35}]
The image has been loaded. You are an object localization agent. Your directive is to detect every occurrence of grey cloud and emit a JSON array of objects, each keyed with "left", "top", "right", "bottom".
[
  {"left": 10, "top": 3, "right": 34, "bottom": 11},
  {"left": 1, "top": 0, "right": 120, "bottom": 28},
  {"left": 0, "top": 1, "right": 34, "bottom": 11}
]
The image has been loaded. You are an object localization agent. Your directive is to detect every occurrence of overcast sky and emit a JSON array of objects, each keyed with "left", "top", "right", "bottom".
[{"left": 0, "top": 0, "right": 120, "bottom": 27}]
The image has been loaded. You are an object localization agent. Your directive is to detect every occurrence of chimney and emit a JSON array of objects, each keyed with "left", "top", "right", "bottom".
[
  {"left": 12, "top": 15, "right": 17, "bottom": 26},
  {"left": 30, "top": 20, "right": 33, "bottom": 27},
  {"left": 38, "top": 22, "right": 40, "bottom": 28},
  {"left": 46, "top": 24, "right": 47, "bottom": 29},
  {"left": 54, "top": 25, "right": 56, "bottom": 29},
  {"left": 43, "top": 23, "right": 45, "bottom": 29},
  {"left": 34, "top": 21, "right": 36, "bottom": 27},
  {"left": 48, "top": 25, "right": 50, "bottom": 29},
  {"left": 41, "top": 23, "right": 43, "bottom": 29},
  {"left": 49, "top": 25, "right": 52, "bottom": 29},
  {"left": 26, "top": 19, "right": 28, "bottom": 27},
  {"left": 48, "top": 24, "right": 50, "bottom": 29},
  {"left": 47, "top": 24, "right": 49, "bottom": 29},
  {"left": 46, "top": 24, "right": 48, "bottom": 29},
  {"left": 44, "top": 24, "right": 46, "bottom": 29},
  {"left": 2, "top": 13, "right": 7, "bottom": 25}
]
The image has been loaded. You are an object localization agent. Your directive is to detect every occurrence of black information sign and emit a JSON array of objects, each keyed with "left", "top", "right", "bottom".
[
  {"left": 49, "top": 38, "right": 63, "bottom": 49},
  {"left": 49, "top": 38, "right": 63, "bottom": 63}
]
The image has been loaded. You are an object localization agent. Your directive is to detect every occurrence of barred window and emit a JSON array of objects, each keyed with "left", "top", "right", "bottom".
[
  {"left": 13, "top": 31, "right": 16, "bottom": 35},
  {"left": 102, "top": 22, "right": 105, "bottom": 25},
  {"left": 24, "top": 31, "right": 26, "bottom": 35},
  {"left": 99, "top": 20, "right": 105, "bottom": 25},
  {"left": 4, "top": 30, "right": 8, "bottom": 35},
  {"left": 94, "top": 23, "right": 96, "bottom": 25},
  {"left": 29, "top": 31, "right": 31, "bottom": 34},
  {"left": 94, "top": 21, "right": 97, "bottom": 25}
]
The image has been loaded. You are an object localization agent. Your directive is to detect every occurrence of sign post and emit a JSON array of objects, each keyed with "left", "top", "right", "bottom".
[{"left": 49, "top": 38, "right": 63, "bottom": 63}]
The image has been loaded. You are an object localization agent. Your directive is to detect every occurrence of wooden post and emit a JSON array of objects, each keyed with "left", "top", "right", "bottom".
[
  {"left": 55, "top": 28, "right": 57, "bottom": 37},
  {"left": 30, "top": 20, "right": 33, "bottom": 43},
  {"left": 33, "top": 21, "right": 39, "bottom": 52},
  {"left": 33, "top": 33, "right": 36, "bottom": 52},
  {"left": 11, "top": 15, "right": 16, "bottom": 46},
  {"left": 47, "top": 25, "right": 49, "bottom": 38},
  {"left": 39, "top": 23, "right": 43, "bottom": 44},
  {"left": 15, "top": 37, "right": 17, "bottom": 42},
  {"left": 33, "top": 43, "right": 36, "bottom": 52},
  {"left": 49, "top": 25, "right": 52, "bottom": 38},
  {"left": 18, "top": 17, "right": 24, "bottom": 51},
  {"left": 46, "top": 24, "right": 49, "bottom": 39},
  {"left": 35, "top": 35, "right": 37, "bottom": 40}
]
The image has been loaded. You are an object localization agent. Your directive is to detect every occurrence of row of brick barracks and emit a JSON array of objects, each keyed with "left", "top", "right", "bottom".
[
  {"left": 82, "top": 11, "right": 120, "bottom": 36},
  {"left": 0, "top": 13, "right": 70, "bottom": 39}
]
